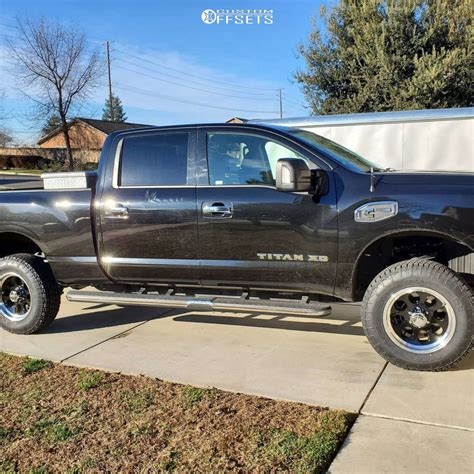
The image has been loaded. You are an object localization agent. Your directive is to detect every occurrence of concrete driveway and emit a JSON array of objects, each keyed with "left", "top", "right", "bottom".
[{"left": 1, "top": 295, "right": 473, "bottom": 472}]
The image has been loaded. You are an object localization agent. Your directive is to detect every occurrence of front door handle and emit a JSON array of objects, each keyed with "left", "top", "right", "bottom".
[
  {"left": 202, "top": 202, "right": 233, "bottom": 218},
  {"left": 104, "top": 203, "right": 129, "bottom": 219}
]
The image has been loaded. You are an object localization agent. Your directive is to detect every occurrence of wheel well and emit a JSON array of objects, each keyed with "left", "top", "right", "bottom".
[
  {"left": 353, "top": 234, "right": 473, "bottom": 301},
  {"left": 0, "top": 233, "right": 43, "bottom": 258}
]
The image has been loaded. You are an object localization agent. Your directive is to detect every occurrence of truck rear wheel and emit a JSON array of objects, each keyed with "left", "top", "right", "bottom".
[
  {"left": 362, "top": 258, "right": 473, "bottom": 371},
  {"left": 0, "top": 254, "right": 62, "bottom": 334}
]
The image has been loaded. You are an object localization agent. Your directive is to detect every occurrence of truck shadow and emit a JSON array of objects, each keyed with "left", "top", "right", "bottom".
[
  {"left": 172, "top": 310, "right": 365, "bottom": 337},
  {"left": 46, "top": 305, "right": 166, "bottom": 333},
  {"left": 47, "top": 303, "right": 365, "bottom": 337},
  {"left": 43, "top": 304, "right": 474, "bottom": 371}
]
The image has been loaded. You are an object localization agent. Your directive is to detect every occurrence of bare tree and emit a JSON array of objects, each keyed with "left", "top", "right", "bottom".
[
  {"left": 7, "top": 18, "right": 102, "bottom": 170},
  {"left": 0, "top": 130, "right": 14, "bottom": 147},
  {"left": 0, "top": 91, "right": 14, "bottom": 147}
]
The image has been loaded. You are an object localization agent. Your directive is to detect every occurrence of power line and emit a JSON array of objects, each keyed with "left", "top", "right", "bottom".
[
  {"left": 0, "top": 25, "right": 286, "bottom": 99},
  {"left": 0, "top": 21, "right": 101, "bottom": 59},
  {"left": 1, "top": 28, "right": 289, "bottom": 117},
  {"left": 112, "top": 80, "right": 299, "bottom": 116},
  {"left": 0, "top": 33, "right": 18, "bottom": 42},
  {"left": 284, "top": 96, "right": 306, "bottom": 107},
  {"left": 114, "top": 63, "right": 278, "bottom": 102},
  {"left": 0, "top": 22, "right": 17, "bottom": 31},
  {"left": 114, "top": 83, "right": 279, "bottom": 115},
  {"left": 113, "top": 56, "right": 278, "bottom": 98},
  {"left": 112, "top": 51, "right": 307, "bottom": 115},
  {"left": 113, "top": 47, "right": 280, "bottom": 93}
]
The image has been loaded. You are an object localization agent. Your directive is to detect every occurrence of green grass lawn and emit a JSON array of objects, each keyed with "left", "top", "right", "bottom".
[{"left": 1, "top": 353, "right": 355, "bottom": 473}]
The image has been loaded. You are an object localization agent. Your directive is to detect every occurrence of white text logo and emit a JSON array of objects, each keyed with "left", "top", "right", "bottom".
[{"left": 201, "top": 9, "right": 273, "bottom": 25}]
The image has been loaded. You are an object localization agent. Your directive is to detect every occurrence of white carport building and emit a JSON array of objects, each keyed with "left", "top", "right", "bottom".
[{"left": 252, "top": 107, "right": 474, "bottom": 172}]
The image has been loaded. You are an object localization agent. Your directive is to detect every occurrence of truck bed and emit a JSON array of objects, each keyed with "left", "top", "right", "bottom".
[
  {"left": 0, "top": 184, "right": 103, "bottom": 285},
  {"left": 0, "top": 174, "right": 42, "bottom": 190},
  {"left": 0, "top": 181, "right": 44, "bottom": 191}
]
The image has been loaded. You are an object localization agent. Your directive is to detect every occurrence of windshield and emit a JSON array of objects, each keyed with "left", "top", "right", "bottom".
[{"left": 287, "top": 129, "right": 383, "bottom": 172}]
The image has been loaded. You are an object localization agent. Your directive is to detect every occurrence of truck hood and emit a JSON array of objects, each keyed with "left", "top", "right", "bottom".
[{"left": 379, "top": 169, "right": 474, "bottom": 186}]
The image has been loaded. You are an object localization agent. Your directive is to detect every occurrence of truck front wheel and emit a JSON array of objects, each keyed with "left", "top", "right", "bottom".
[
  {"left": 362, "top": 258, "right": 473, "bottom": 371},
  {"left": 0, "top": 254, "right": 62, "bottom": 334}
]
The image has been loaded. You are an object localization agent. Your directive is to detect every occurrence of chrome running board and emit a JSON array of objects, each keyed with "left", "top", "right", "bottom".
[{"left": 66, "top": 290, "right": 332, "bottom": 317}]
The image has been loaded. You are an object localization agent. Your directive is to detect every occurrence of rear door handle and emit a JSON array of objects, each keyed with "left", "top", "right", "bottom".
[
  {"left": 202, "top": 202, "right": 233, "bottom": 218},
  {"left": 104, "top": 203, "right": 129, "bottom": 219}
]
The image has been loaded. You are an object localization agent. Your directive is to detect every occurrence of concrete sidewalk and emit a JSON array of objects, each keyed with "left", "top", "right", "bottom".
[
  {"left": 1, "top": 295, "right": 473, "bottom": 472},
  {"left": 329, "top": 415, "right": 474, "bottom": 473},
  {"left": 330, "top": 353, "right": 474, "bottom": 473}
]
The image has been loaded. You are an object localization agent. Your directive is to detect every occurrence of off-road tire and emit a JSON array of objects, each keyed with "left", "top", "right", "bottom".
[
  {"left": 362, "top": 257, "right": 473, "bottom": 371},
  {"left": 0, "top": 254, "right": 62, "bottom": 334}
]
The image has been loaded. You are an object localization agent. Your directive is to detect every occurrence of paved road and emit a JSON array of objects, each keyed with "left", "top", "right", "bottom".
[{"left": 1, "top": 295, "right": 473, "bottom": 472}]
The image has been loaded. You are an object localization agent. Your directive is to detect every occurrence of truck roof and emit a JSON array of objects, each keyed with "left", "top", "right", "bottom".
[{"left": 107, "top": 122, "right": 293, "bottom": 139}]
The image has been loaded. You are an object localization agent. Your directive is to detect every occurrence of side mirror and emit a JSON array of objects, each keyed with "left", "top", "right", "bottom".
[
  {"left": 276, "top": 159, "right": 329, "bottom": 195},
  {"left": 276, "top": 158, "right": 312, "bottom": 192}
]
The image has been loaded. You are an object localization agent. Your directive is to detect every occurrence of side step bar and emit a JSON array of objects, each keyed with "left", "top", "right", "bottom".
[{"left": 66, "top": 290, "right": 332, "bottom": 317}]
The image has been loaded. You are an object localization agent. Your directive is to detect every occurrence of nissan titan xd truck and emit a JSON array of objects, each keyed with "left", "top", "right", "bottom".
[{"left": 1, "top": 123, "right": 472, "bottom": 371}]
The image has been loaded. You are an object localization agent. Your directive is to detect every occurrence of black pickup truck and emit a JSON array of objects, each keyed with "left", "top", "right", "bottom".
[{"left": 1, "top": 123, "right": 472, "bottom": 371}]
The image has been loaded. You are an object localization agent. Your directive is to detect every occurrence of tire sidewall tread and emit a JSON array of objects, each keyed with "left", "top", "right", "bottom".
[
  {"left": 362, "top": 258, "right": 473, "bottom": 371},
  {"left": 0, "top": 254, "right": 61, "bottom": 334}
]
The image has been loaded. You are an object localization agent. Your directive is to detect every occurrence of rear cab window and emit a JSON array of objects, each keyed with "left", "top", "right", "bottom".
[{"left": 119, "top": 132, "right": 190, "bottom": 187}]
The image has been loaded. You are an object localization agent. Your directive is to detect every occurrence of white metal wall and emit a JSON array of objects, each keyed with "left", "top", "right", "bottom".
[
  {"left": 254, "top": 108, "right": 474, "bottom": 172},
  {"left": 301, "top": 119, "right": 473, "bottom": 171}
]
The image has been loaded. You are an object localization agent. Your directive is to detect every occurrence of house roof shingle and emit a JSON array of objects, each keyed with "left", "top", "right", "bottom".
[
  {"left": 76, "top": 117, "right": 151, "bottom": 134},
  {"left": 37, "top": 117, "right": 152, "bottom": 145}
]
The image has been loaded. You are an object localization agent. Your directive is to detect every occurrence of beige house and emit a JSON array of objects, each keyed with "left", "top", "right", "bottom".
[
  {"left": 37, "top": 117, "right": 150, "bottom": 162},
  {"left": 0, "top": 118, "right": 151, "bottom": 169}
]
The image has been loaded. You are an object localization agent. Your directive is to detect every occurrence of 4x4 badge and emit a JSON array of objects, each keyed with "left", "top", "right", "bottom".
[{"left": 354, "top": 201, "right": 398, "bottom": 223}]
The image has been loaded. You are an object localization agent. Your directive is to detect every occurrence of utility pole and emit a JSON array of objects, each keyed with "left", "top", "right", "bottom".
[
  {"left": 106, "top": 41, "right": 113, "bottom": 120},
  {"left": 278, "top": 89, "right": 283, "bottom": 118}
]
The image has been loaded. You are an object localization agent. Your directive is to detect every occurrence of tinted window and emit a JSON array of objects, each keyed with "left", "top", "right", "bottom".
[
  {"left": 120, "top": 133, "right": 189, "bottom": 186},
  {"left": 207, "top": 132, "right": 306, "bottom": 186},
  {"left": 287, "top": 130, "right": 382, "bottom": 172}
]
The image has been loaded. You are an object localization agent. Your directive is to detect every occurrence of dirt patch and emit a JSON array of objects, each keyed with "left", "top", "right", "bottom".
[{"left": 1, "top": 353, "right": 355, "bottom": 472}]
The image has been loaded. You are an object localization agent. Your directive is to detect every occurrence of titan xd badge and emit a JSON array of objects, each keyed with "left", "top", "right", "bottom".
[{"left": 257, "top": 254, "right": 329, "bottom": 262}]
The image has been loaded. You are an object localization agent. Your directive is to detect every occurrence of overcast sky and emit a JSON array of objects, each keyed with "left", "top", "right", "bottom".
[{"left": 0, "top": 0, "right": 325, "bottom": 144}]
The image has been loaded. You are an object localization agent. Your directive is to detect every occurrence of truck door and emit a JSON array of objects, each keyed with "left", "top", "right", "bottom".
[
  {"left": 98, "top": 128, "right": 200, "bottom": 285},
  {"left": 196, "top": 127, "right": 338, "bottom": 295}
]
